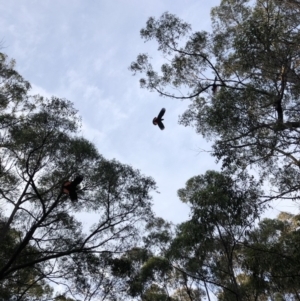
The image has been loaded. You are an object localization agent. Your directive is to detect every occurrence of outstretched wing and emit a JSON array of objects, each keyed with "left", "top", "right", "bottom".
[
  {"left": 157, "top": 108, "right": 166, "bottom": 120},
  {"left": 157, "top": 120, "right": 165, "bottom": 130}
]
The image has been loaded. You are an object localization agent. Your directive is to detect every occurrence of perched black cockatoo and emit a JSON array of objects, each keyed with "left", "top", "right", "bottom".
[
  {"left": 152, "top": 108, "right": 166, "bottom": 130},
  {"left": 212, "top": 76, "right": 218, "bottom": 94},
  {"left": 62, "top": 175, "right": 83, "bottom": 202}
]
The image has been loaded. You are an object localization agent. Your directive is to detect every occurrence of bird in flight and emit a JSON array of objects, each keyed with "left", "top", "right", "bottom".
[
  {"left": 153, "top": 108, "right": 166, "bottom": 130},
  {"left": 62, "top": 175, "right": 83, "bottom": 202}
]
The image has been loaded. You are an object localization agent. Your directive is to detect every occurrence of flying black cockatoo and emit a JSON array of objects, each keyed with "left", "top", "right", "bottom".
[
  {"left": 62, "top": 175, "right": 83, "bottom": 202},
  {"left": 153, "top": 108, "right": 166, "bottom": 130},
  {"left": 212, "top": 76, "right": 218, "bottom": 94}
]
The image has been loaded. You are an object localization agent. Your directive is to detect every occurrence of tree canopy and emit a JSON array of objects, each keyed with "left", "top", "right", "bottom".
[
  {"left": 0, "top": 52, "right": 157, "bottom": 300},
  {"left": 2, "top": 0, "right": 300, "bottom": 300},
  {"left": 115, "top": 172, "right": 300, "bottom": 300},
  {"left": 128, "top": 0, "right": 300, "bottom": 300}
]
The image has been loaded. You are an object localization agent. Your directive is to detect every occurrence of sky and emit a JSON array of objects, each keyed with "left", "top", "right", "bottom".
[{"left": 0, "top": 0, "right": 297, "bottom": 226}]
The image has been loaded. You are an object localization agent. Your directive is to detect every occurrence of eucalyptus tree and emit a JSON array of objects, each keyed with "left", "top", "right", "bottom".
[
  {"left": 164, "top": 170, "right": 264, "bottom": 301},
  {"left": 107, "top": 217, "right": 206, "bottom": 301},
  {"left": 130, "top": 0, "right": 300, "bottom": 201},
  {"left": 0, "top": 216, "right": 53, "bottom": 301},
  {"left": 0, "top": 52, "right": 156, "bottom": 300},
  {"left": 236, "top": 212, "right": 300, "bottom": 301},
  {"left": 146, "top": 172, "right": 300, "bottom": 301},
  {"left": 112, "top": 171, "right": 265, "bottom": 301}
]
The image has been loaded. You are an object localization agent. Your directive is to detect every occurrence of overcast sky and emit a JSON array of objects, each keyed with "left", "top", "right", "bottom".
[{"left": 0, "top": 0, "right": 296, "bottom": 226}]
